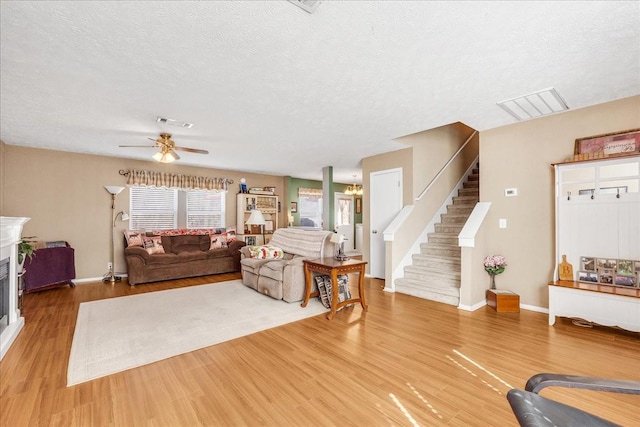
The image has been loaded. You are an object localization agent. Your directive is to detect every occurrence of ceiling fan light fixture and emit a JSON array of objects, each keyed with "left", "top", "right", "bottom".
[{"left": 152, "top": 149, "right": 177, "bottom": 163}]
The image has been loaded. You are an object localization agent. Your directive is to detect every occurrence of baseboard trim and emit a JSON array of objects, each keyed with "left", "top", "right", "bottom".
[
  {"left": 459, "top": 300, "right": 549, "bottom": 313},
  {"left": 458, "top": 300, "right": 486, "bottom": 311}
]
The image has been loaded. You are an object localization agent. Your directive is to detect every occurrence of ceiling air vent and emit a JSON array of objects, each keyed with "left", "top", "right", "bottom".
[
  {"left": 497, "top": 87, "right": 569, "bottom": 121},
  {"left": 288, "top": 0, "right": 322, "bottom": 14},
  {"left": 156, "top": 117, "right": 194, "bottom": 128}
]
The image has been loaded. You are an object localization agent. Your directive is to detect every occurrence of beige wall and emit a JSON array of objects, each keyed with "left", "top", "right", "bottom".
[
  {"left": 0, "top": 144, "right": 284, "bottom": 279},
  {"left": 480, "top": 95, "right": 640, "bottom": 308},
  {"left": 405, "top": 122, "right": 476, "bottom": 198}
]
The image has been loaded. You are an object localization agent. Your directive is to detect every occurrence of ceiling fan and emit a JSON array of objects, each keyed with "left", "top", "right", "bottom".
[{"left": 119, "top": 133, "right": 209, "bottom": 163}]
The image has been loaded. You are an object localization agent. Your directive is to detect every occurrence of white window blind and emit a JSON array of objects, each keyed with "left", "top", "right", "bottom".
[
  {"left": 299, "top": 195, "right": 322, "bottom": 228},
  {"left": 130, "top": 186, "right": 178, "bottom": 230},
  {"left": 186, "top": 191, "right": 225, "bottom": 228}
]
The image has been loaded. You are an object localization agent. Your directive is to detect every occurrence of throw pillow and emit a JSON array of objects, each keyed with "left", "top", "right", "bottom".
[
  {"left": 315, "top": 275, "right": 331, "bottom": 308},
  {"left": 225, "top": 226, "right": 237, "bottom": 242},
  {"left": 142, "top": 236, "right": 165, "bottom": 254},
  {"left": 124, "top": 230, "right": 145, "bottom": 247},
  {"left": 315, "top": 274, "right": 351, "bottom": 309},
  {"left": 209, "top": 233, "right": 228, "bottom": 250},
  {"left": 248, "top": 245, "right": 284, "bottom": 259}
]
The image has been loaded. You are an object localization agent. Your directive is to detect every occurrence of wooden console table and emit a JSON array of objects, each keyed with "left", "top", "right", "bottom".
[
  {"left": 548, "top": 281, "right": 640, "bottom": 332},
  {"left": 302, "top": 258, "right": 368, "bottom": 320}
]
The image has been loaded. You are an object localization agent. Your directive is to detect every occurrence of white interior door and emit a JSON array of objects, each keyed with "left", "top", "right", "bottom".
[
  {"left": 370, "top": 168, "right": 402, "bottom": 278},
  {"left": 334, "top": 193, "right": 354, "bottom": 252}
]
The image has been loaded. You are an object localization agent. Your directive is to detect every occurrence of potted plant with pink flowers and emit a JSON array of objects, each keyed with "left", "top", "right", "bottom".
[{"left": 483, "top": 255, "right": 507, "bottom": 290}]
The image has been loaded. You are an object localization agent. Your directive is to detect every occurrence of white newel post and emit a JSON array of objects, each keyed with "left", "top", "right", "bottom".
[{"left": 0, "top": 216, "right": 30, "bottom": 360}]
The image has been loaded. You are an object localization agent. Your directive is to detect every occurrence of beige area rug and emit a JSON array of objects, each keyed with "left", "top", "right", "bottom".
[{"left": 67, "top": 280, "right": 327, "bottom": 386}]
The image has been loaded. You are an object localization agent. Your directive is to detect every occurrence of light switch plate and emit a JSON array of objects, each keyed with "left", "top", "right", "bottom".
[{"left": 499, "top": 218, "right": 507, "bottom": 228}]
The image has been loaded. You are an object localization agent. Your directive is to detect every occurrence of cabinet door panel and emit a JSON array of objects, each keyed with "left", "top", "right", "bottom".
[{"left": 618, "top": 199, "right": 640, "bottom": 259}]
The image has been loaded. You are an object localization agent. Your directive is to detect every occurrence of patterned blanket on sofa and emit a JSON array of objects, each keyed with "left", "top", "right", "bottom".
[{"left": 268, "top": 228, "right": 332, "bottom": 258}]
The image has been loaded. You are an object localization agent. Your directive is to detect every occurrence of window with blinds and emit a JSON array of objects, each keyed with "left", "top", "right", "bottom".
[
  {"left": 186, "top": 191, "right": 225, "bottom": 228},
  {"left": 299, "top": 195, "right": 322, "bottom": 228},
  {"left": 130, "top": 187, "right": 178, "bottom": 230}
]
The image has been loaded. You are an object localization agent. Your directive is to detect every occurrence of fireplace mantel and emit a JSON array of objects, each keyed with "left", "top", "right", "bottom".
[{"left": 0, "top": 216, "right": 30, "bottom": 360}]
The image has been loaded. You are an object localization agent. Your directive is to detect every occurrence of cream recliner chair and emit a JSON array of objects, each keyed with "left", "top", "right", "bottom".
[{"left": 239, "top": 228, "right": 333, "bottom": 302}]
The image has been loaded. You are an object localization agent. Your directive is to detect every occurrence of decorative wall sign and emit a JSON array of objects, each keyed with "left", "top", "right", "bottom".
[{"left": 574, "top": 128, "right": 640, "bottom": 156}]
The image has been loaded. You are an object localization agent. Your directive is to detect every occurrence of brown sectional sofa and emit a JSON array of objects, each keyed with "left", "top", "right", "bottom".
[{"left": 125, "top": 232, "right": 245, "bottom": 286}]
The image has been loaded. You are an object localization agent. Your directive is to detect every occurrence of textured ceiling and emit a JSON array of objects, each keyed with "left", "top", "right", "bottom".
[{"left": 1, "top": 1, "right": 639, "bottom": 184}]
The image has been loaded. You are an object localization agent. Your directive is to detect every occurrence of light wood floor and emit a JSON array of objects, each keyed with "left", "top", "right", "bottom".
[{"left": 1, "top": 274, "right": 639, "bottom": 426}]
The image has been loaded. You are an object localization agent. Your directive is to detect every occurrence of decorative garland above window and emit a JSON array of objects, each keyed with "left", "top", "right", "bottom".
[
  {"left": 298, "top": 187, "right": 323, "bottom": 197},
  {"left": 119, "top": 169, "right": 233, "bottom": 192}
]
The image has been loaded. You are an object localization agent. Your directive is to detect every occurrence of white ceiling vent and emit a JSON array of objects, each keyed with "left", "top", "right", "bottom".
[
  {"left": 497, "top": 87, "right": 569, "bottom": 121},
  {"left": 156, "top": 116, "right": 194, "bottom": 128},
  {"left": 287, "top": 0, "right": 322, "bottom": 14}
]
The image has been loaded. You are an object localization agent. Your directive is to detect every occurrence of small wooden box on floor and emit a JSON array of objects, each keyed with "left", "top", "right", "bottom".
[{"left": 486, "top": 289, "right": 520, "bottom": 312}]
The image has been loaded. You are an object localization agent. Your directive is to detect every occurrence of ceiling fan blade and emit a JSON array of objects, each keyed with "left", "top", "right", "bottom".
[
  {"left": 119, "top": 145, "right": 157, "bottom": 148},
  {"left": 174, "top": 147, "right": 209, "bottom": 154},
  {"left": 170, "top": 150, "right": 180, "bottom": 160}
]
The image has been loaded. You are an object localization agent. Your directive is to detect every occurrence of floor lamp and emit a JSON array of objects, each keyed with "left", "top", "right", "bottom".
[
  {"left": 104, "top": 185, "right": 127, "bottom": 283},
  {"left": 245, "top": 209, "right": 266, "bottom": 245}
]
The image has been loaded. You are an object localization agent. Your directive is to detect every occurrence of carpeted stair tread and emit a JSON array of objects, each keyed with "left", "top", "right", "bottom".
[
  {"left": 420, "top": 244, "right": 461, "bottom": 257},
  {"left": 394, "top": 280, "right": 460, "bottom": 306},
  {"left": 412, "top": 253, "right": 461, "bottom": 267},
  {"left": 440, "top": 213, "right": 470, "bottom": 223},
  {"left": 452, "top": 195, "right": 479, "bottom": 204},
  {"left": 396, "top": 277, "right": 460, "bottom": 293},
  {"left": 435, "top": 223, "right": 464, "bottom": 233},
  {"left": 447, "top": 205, "right": 474, "bottom": 214},
  {"left": 427, "top": 233, "right": 458, "bottom": 245},
  {"left": 403, "top": 266, "right": 461, "bottom": 283}
]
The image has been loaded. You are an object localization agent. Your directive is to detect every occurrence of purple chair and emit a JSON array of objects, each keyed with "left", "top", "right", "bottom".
[{"left": 23, "top": 242, "right": 76, "bottom": 293}]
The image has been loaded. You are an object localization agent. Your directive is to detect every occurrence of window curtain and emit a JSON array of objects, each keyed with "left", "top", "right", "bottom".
[
  {"left": 119, "top": 169, "right": 233, "bottom": 192},
  {"left": 298, "top": 187, "right": 323, "bottom": 198}
]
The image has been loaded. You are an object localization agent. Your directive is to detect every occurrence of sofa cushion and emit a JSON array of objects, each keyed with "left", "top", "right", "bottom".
[
  {"left": 225, "top": 226, "right": 238, "bottom": 242},
  {"left": 177, "top": 251, "right": 209, "bottom": 262},
  {"left": 142, "top": 236, "right": 165, "bottom": 254},
  {"left": 145, "top": 253, "right": 180, "bottom": 265},
  {"left": 248, "top": 245, "right": 284, "bottom": 259},
  {"left": 124, "top": 230, "right": 145, "bottom": 247},
  {"left": 260, "top": 260, "right": 287, "bottom": 281},
  {"left": 206, "top": 248, "right": 234, "bottom": 259},
  {"left": 209, "top": 233, "right": 227, "bottom": 249},
  {"left": 240, "top": 257, "right": 270, "bottom": 275},
  {"left": 169, "top": 235, "right": 207, "bottom": 254}
]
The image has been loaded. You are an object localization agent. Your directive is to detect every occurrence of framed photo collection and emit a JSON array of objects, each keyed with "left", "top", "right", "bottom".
[{"left": 577, "top": 256, "right": 639, "bottom": 288}]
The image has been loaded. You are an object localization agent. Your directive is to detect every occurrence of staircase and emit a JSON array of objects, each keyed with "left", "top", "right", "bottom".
[{"left": 394, "top": 165, "right": 479, "bottom": 306}]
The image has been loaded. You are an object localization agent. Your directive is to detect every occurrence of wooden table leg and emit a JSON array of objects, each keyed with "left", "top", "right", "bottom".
[
  {"left": 327, "top": 268, "right": 339, "bottom": 320},
  {"left": 358, "top": 264, "right": 368, "bottom": 311},
  {"left": 301, "top": 263, "right": 312, "bottom": 308}
]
